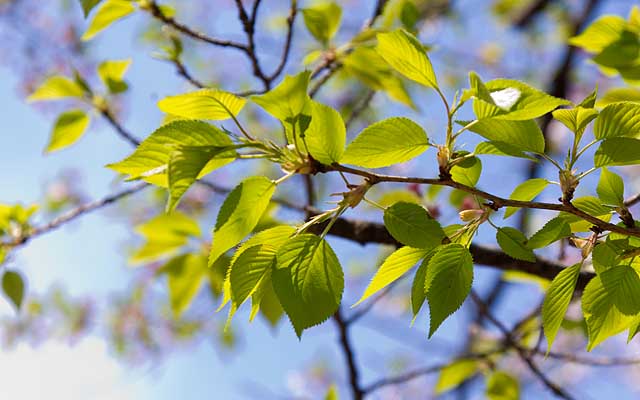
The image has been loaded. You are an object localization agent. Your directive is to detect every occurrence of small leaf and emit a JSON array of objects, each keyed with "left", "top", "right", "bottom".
[
  {"left": 504, "top": 178, "right": 548, "bottom": 219},
  {"left": 383, "top": 202, "right": 445, "bottom": 249},
  {"left": 594, "top": 137, "right": 640, "bottom": 167},
  {"left": 341, "top": 117, "right": 429, "bottom": 168},
  {"left": 97, "top": 59, "right": 131, "bottom": 93},
  {"left": 526, "top": 217, "right": 571, "bottom": 249},
  {"left": 158, "top": 89, "right": 247, "bottom": 120},
  {"left": 28, "top": 76, "right": 85, "bottom": 102},
  {"left": 569, "top": 15, "right": 628, "bottom": 53},
  {"left": 425, "top": 244, "right": 473, "bottom": 337},
  {"left": 474, "top": 141, "right": 537, "bottom": 161},
  {"left": 355, "top": 246, "right": 430, "bottom": 306},
  {"left": 251, "top": 72, "right": 311, "bottom": 122},
  {"left": 376, "top": 29, "right": 438, "bottom": 89},
  {"left": 552, "top": 107, "right": 599, "bottom": 135},
  {"left": 435, "top": 359, "right": 478, "bottom": 394},
  {"left": 450, "top": 156, "right": 482, "bottom": 187},
  {"left": 2, "top": 270, "right": 25, "bottom": 311},
  {"left": 81, "top": 0, "right": 136, "bottom": 41},
  {"left": 542, "top": 263, "right": 581, "bottom": 352},
  {"left": 305, "top": 101, "right": 346, "bottom": 165},
  {"left": 162, "top": 253, "right": 208, "bottom": 317},
  {"left": 229, "top": 244, "right": 277, "bottom": 308},
  {"left": 45, "top": 110, "right": 91, "bottom": 153},
  {"left": 209, "top": 177, "right": 276, "bottom": 266},
  {"left": 597, "top": 168, "right": 625, "bottom": 206},
  {"left": 496, "top": 227, "right": 536, "bottom": 262},
  {"left": 301, "top": 2, "right": 342, "bottom": 44},
  {"left": 80, "top": 0, "right": 102, "bottom": 17},
  {"left": 486, "top": 371, "right": 520, "bottom": 400},
  {"left": 593, "top": 102, "right": 640, "bottom": 140},
  {"left": 130, "top": 211, "right": 201, "bottom": 264},
  {"left": 273, "top": 234, "right": 344, "bottom": 337},
  {"left": 464, "top": 119, "right": 545, "bottom": 154}
]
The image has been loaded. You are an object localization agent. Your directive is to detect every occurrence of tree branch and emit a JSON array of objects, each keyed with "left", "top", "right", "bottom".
[{"left": 333, "top": 309, "right": 365, "bottom": 400}]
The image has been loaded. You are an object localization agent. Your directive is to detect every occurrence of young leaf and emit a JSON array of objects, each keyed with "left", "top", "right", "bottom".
[
  {"left": 569, "top": 15, "right": 628, "bottom": 53},
  {"left": 273, "top": 234, "right": 344, "bottom": 337},
  {"left": 425, "top": 244, "right": 473, "bottom": 337},
  {"left": 496, "top": 227, "right": 536, "bottom": 262},
  {"left": 2, "top": 270, "right": 25, "bottom": 311},
  {"left": 251, "top": 72, "right": 311, "bottom": 122},
  {"left": 162, "top": 253, "right": 208, "bottom": 317},
  {"left": 593, "top": 102, "right": 640, "bottom": 139},
  {"left": 130, "top": 211, "right": 201, "bottom": 264},
  {"left": 464, "top": 119, "right": 545, "bottom": 154},
  {"left": 552, "top": 107, "right": 599, "bottom": 135},
  {"left": 301, "top": 2, "right": 342, "bottom": 45},
  {"left": 158, "top": 89, "right": 247, "bottom": 121},
  {"left": 597, "top": 168, "right": 625, "bottom": 206},
  {"left": 229, "top": 244, "right": 277, "bottom": 308},
  {"left": 341, "top": 117, "right": 429, "bottom": 168},
  {"left": 474, "top": 141, "right": 537, "bottom": 161},
  {"left": 97, "top": 59, "right": 131, "bottom": 93},
  {"left": 305, "top": 101, "right": 346, "bottom": 165},
  {"left": 107, "top": 120, "right": 234, "bottom": 186},
  {"left": 504, "top": 178, "right": 548, "bottom": 219},
  {"left": 435, "top": 359, "right": 478, "bottom": 394},
  {"left": 45, "top": 110, "right": 91, "bottom": 153},
  {"left": 209, "top": 177, "right": 276, "bottom": 266},
  {"left": 411, "top": 258, "right": 429, "bottom": 318},
  {"left": 486, "top": 371, "right": 520, "bottom": 400},
  {"left": 383, "top": 202, "right": 445, "bottom": 249},
  {"left": 81, "top": 0, "right": 136, "bottom": 41},
  {"left": 355, "top": 246, "right": 429, "bottom": 306},
  {"left": 542, "top": 263, "right": 581, "bottom": 352},
  {"left": 27, "top": 76, "right": 85, "bottom": 102},
  {"left": 526, "top": 217, "right": 571, "bottom": 249},
  {"left": 450, "top": 156, "right": 482, "bottom": 187},
  {"left": 594, "top": 137, "right": 640, "bottom": 167},
  {"left": 376, "top": 29, "right": 438, "bottom": 89},
  {"left": 80, "top": 0, "right": 102, "bottom": 17}
]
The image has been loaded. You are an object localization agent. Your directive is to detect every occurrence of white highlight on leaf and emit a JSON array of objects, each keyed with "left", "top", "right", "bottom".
[{"left": 490, "top": 88, "right": 521, "bottom": 111}]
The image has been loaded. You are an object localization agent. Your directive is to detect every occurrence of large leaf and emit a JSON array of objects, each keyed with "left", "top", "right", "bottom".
[
  {"left": 45, "top": 110, "right": 91, "bottom": 153},
  {"left": 209, "top": 176, "right": 276, "bottom": 266},
  {"left": 542, "top": 263, "right": 581, "bottom": 352},
  {"left": 597, "top": 168, "right": 625, "bottom": 206},
  {"left": 355, "top": 246, "right": 430, "bottom": 306},
  {"left": 594, "top": 137, "right": 640, "bottom": 167},
  {"left": 425, "top": 244, "right": 474, "bottom": 337},
  {"left": 130, "top": 211, "right": 201, "bottom": 264},
  {"left": 273, "top": 234, "right": 344, "bottom": 337},
  {"left": 341, "top": 117, "right": 428, "bottom": 168},
  {"left": 435, "top": 359, "right": 479, "bottom": 394},
  {"left": 496, "top": 227, "right": 535, "bottom": 262},
  {"left": 162, "top": 253, "right": 208, "bottom": 317},
  {"left": 376, "top": 29, "right": 438, "bottom": 89},
  {"left": 97, "top": 59, "right": 131, "bottom": 93},
  {"left": 301, "top": 1, "right": 342, "bottom": 44},
  {"left": 593, "top": 102, "right": 640, "bottom": 139},
  {"left": 2, "top": 270, "right": 25, "bottom": 311},
  {"left": 383, "top": 202, "right": 445, "bottom": 249},
  {"left": 158, "top": 89, "right": 247, "bottom": 120},
  {"left": 305, "top": 101, "right": 346, "bottom": 165},
  {"left": 107, "top": 120, "right": 234, "bottom": 186},
  {"left": 464, "top": 119, "right": 545, "bottom": 154},
  {"left": 27, "top": 76, "right": 85, "bottom": 102},
  {"left": 504, "top": 178, "right": 549, "bottom": 219},
  {"left": 251, "top": 72, "right": 311, "bottom": 122},
  {"left": 582, "top": 265, "right": 640, "bottom": 351},
  {"left": 81, "top": 0, "right": 136, "bottom": 41}
]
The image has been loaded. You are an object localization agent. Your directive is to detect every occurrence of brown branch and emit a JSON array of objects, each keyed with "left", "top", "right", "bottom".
[
  {"left": 267, "top": 0, "right": 297, "bottom": 82},
  {"left": 234, "top": 0, "right": 270, "bottom": 90},
  {"left": 333, "top": 309, "right": 365, "bottom": 400},
  {"left": 99, "top": 107, "right": 141, "bottom": 146},
  {"left": 172, "top": 58, "right": 206, "bottom": 88}
]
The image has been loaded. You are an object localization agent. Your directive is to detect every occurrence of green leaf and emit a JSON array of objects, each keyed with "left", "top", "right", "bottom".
[
  {"left": 97, "top": 59, "right": 131, "bottom": 93},
  {"left": 45, "top": 110, "right": 91, "bottom": 153},
  {"left": 80, "top": 0, "right": 102, "bottom": 17},
  {"left": 594, "top": 137, "right": 640, "bottom": 167},
  {"left": 425, "top": 244, "right": 474, "bottom": 337},
  {"left": 542, "top": 263, "right": 581, "bottom": 352},
  {"left": 411, "top": 257, "right": 429, "bottom": 318},
  {"left": 435, "top": 359, "right": 479, "bottom": 394},
  {"left": 597, "top": 168, "right": 625, "bottom": 206},
  {"left": 474, "top": 141, "right": 537, "bottom": 161},
  {"left": 209, "top": 176, "right": 276, "bottom": 266},
  {"left": 552, "top": 107, "right": 599, "bottom": 135},
  {"left": 130, "top": 211, "right": 201, "bottom": 264},
  {"left": 569, "top": 15, "right": 629, "bottom": 53},
  {"left": 324, "top": 384, "right": 339, "bottom": 400},
  {"left": 301, "top": 2, "right": 342, "bottom": 44},
  {"left": 355, "top": 246, "right": 429, "bottom": 306},
  {"left": 158, "top": 89, "right": 247, "bottom": 121},
  {"left": 486, "top": 371, "right": 520, "bottom": 400},
  {"left": 560, "top": 196, "right": 613, "bottom": 232},
  {"left": 2, "top": 270, "right": 25, "bottom": 311},
  {"left": 504, "top": 178, "right": 548, "bottom": 219},
  {"left": 526, "top": 217, "right": 571, "bottom": 249},
  {"left": 167, "top": 145, "right": 237, "bottom": 211},
  {"left": 107, "top": 120, "right": 234, "bottom": 186},
  {"left": 472, "top": 77, "right": 570, "bottom": 120},
  {"left": 305, "top": 101, "right": 346, "bottom": 165},
  {"left": 376, "top": 29, "right": 438, "bottom": 89},
  {"left": 582, "top": 265, "right": 640, "bottom": 351},
  {"left": 27, "top": 76, "right": 85, "bottom": 102},
  {"left": 593, "top": 102, "right": 640, "bottom": 140},
  {"left": 450, "top": 156, "right": 481, "bottom": 187},
  {"left": 598, "top": 87, "right": 640, "bottom": 107},
  {"left": 162, "top": 253, "right": 208, "bottom": 317},
  {"left": 251, "top": 72, "right": 311, "bottom": 122},
  {"left": 496, "top": 227, "right": 536, "bottom": 262},
  {"left": 341, "top": 117, "right": 428, "bottom": 168},
  {"left": 229, "top": 244, "right": 277, "bottom": 307},
  {"left": 383, "top": 202, "right": 445, "bottom": 249},
  {"left": 81, "top": 0, "right": 136, "bottom": 41},
  {"left": 464, "top": 119, "right": 545, "bottom": 154},
  {"left": 273, "top": 234, "right": 344, "bottom": 337}
]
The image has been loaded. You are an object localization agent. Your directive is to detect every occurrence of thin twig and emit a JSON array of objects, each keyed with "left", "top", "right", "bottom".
[{"left": 333, "top": 309, "right": 364, "bottom": 400}]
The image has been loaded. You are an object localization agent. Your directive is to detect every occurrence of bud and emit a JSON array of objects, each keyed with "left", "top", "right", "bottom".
[
  {"left": 342, "top": 182, "right": 371, "bottom": 208},
  {"left": 436, "top": 145, "right": 450, "bottom": 170},
  {"left": 559, "top": 169, "right": 579, "bottom": 203},
  {"left": 459, "top": 209, "right": 484, "bottom": 222}
]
